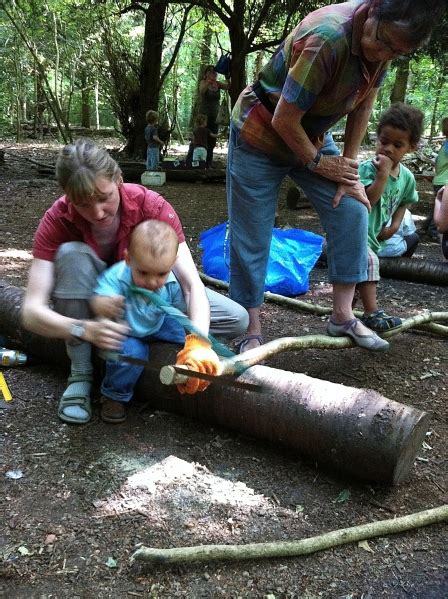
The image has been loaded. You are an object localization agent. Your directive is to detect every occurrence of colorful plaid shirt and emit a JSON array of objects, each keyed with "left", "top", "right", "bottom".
[{"left": 232, "top": 0, "right": 388, "bottom": 164}]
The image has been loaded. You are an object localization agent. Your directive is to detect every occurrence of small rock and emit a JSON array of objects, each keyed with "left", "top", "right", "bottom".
[{"left": 45, "top": 534, "right": 57, "bottom": 545}]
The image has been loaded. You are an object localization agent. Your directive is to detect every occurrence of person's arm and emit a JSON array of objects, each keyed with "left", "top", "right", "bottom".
[
  {"left": 153, "top": 134, "right": 164, "bottom": 145},
  {"left": 343, "top": 88, "right": 379, "bottom": 159},
  {"left": 199, "top": 80, "right": 209, "bottom": 95},
  {"left": 172, "top": 242, "right": 210, "bottom": 336},
  {"left": 330, "top": 88, "right": 380, "bottom": 209},
  {"left": 378, "top": 204, "right": 408, "bottom": 241},
  {"left": 22, "top": 258, "right": 128, "bottom": 349},
  {"left": 172, "top": 241, "right": 222, "bottom": 395},
  {"left": 271, "top": 98, "right": 369, "bottom": 208},
  {"left": 434, "top": 185, "right": 448, "bottom": 232},
  {"left": 364, "top": 154, "right": 393, "bottom": 207}
]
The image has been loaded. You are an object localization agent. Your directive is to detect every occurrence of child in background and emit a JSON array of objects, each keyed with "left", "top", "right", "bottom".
[
  {"left": 426, "top": 117, "right": 448, "bottom": 239},
  {"left": 192, "top": 113, "right": 217, "bottom": 163},
  {"left": 433, "top": 185, "right": 448, "bottom": 261},
  {"left": 357, "top": 103, "right": 424, "bottom": 333},
  {"left": 144, "top": 110, "right": 164, "bottom": 171},
  {"left": 91, "top": 220, "right": 222, "bottom": 423},
  {"left": 377, "top": 208, "right": 420, "bottom": 258}
]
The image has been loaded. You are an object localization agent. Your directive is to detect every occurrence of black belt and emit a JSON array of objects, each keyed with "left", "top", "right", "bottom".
[{"left": 252, "top": 80, "right": 275, "bottom": 115}]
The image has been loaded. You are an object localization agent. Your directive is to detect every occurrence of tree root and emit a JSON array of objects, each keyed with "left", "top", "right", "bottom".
[{"left": 131, "top": 504, "right": 448, "bottom": 565}]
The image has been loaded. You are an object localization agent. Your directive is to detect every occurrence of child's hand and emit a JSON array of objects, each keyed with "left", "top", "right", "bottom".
[
  {"left": 372, "top": 154, "right": 393, "bottom": 174},
  {"left": 377, "top": 225, "right": 396, "bottom": 241},
  {"left": 90, "top": 295, "right": 125, "bottom": 321}
]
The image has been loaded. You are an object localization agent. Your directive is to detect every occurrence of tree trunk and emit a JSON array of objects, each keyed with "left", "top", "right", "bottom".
[
  {"left": 0, "top": 280, "right": 430, "bottom": 485},
  {"left": 429, "top": 66, "right": 445, "bottom": 138},
  {"left": 80, "top": 68, "right": 91, "bottom": 129},
  {"left": 228, "top": 3, "right": 248, "bottom": 106},
  {"left": 390, "top": 58, "right": 410, "bottom": 104},
  {"left": 190, "top": 21, "right": 213, "bottom": 128},
  {"left": 126, "top": 1, "right": 168, "bottom": 158},
  {"left": 94, "top": 79, "right": 100, "bottom": 129}
]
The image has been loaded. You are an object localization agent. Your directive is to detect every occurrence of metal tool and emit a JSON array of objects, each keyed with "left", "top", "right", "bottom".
[{"left": 102, "top": 352, "right": 264, "bottom": 393}]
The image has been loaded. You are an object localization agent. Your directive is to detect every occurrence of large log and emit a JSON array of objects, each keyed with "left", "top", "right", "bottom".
[
  {"left": 0, "top": 280, "right": 429, "bottom": 485},
  {"left": 379, "top": 256, "right": 448, "bottom": 286}
]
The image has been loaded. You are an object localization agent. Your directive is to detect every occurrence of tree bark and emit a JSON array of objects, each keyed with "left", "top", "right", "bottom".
[
  {"left": 0, "top": 280, "right": 431, "bottom": 485},
  {"left": 390, "top": 59, "right": 410, "bottom": 104}
]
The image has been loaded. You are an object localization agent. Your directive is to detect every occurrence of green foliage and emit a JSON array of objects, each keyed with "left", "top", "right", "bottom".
[{"left": 0, "top": 0, "right": 446, "bottom": 144}]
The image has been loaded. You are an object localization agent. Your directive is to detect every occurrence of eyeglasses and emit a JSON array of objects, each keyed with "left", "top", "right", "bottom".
[{"left": 375, "top": 19, "right": 410, "bottom": 58}]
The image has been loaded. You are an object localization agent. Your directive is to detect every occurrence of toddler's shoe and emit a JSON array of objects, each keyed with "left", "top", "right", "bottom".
[
  {"left": 361, "top": 309, "right": 401, "bottom": 332},
  {"left": 327, "top": 317, "right": 389, "bottom": 352},
  {"left": 100, "top": 397, "right": 126, "bottom": 423}
]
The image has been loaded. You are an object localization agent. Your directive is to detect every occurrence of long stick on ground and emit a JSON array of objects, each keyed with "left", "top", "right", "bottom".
[{"left": 132, "top": 504, "right": 447, "bottom": 565}]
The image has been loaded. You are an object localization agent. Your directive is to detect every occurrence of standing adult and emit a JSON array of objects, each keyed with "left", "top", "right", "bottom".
[
  {"left": 22, "top": 139, "right": 248, "bottom": 424},
  {"left": 199, "top": 65, "right": 230, "bottom": 167},
  {"left": 227, "top": 0, "right": 445, "bottom": 353},
  {"left": 433, "top": 185, "right": 448, "bottom": 261}
]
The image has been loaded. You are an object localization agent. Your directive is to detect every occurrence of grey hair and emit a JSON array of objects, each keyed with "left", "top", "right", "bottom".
[
  {"left": 128, "top": 220, "right": 179, "bottom": 260},
  {"left": 370, "top": 0, "right": 447, "bottom": 46},
  {"left": 55, "top": 139, "right": 122, "bottom": 204}
]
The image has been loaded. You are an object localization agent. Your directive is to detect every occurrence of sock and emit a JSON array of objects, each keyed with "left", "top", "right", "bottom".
[{"left": 61, "top": 342, "right": 93, "bottom": 420}]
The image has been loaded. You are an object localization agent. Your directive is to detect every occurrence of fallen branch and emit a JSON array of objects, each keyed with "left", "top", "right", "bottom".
[
  {"left": 132, "top": 504, "right": 447, "bottom": 565},
  {"left": 199, "top": 273, "right": 448, "bottom": 337},
  {"left": 4, "top": 150, "right": 55, "bottom": 170},
  {"left": 218, "top": 312, "right": 448, "bottom": 373}
]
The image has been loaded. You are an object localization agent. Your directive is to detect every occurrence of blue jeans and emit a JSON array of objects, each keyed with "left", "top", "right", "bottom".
[
  {"left": 226, "top": 125, "right": 368, "bottom": 308},
  {"left": 146, "top": 146, "right": 159, "bottom": 170},
  {"left": 101, "top": 316, "right": 186, "bottom": 403}
]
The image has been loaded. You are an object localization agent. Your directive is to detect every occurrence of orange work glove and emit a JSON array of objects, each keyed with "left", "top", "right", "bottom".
[{"left": 175, "top": 334, "right": 222, "bottom": 395}]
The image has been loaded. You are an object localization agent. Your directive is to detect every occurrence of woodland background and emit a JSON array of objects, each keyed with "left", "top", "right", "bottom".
[
  {"left": 1, "top": 3, "right": 448, "bottom": 596},
  {"left": 0, "top": 0, "right": 447, "bottom": 159}
]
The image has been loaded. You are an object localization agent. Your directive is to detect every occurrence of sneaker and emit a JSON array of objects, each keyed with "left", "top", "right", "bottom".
[
  {"left": 361, "top": 309, "right": 402, "bottom": 332},
  {"left": 327, "top": 318, "right": 389, "bottom": 352}
]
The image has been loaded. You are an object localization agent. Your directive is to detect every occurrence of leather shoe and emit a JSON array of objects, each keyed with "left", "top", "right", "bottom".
[{"left": 100, "top": 397, "right": 126, "bottom": 423}]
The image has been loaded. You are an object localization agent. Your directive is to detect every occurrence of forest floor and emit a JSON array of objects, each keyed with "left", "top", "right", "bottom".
[{"left": 0, "top": 138, "right": 447, "bottom": 598}]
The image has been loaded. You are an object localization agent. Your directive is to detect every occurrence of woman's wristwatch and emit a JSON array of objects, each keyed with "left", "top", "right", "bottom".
[
  {"left": 305, "top": 151, "right": 323, "bottom": 171},
  {"left": 70, "top": 321, "right": 86, "bottom": 341}
]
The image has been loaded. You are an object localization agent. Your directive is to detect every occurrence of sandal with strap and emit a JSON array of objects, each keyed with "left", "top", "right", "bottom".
[
  {"left": 361, "top": 309, "right": 402, "bottom": 332},
  {"left": 58, "top": 373, "right": 93, "bottom": 425},
  {"left": 235, "top": 334, "right": 264, "bottom": 355}
]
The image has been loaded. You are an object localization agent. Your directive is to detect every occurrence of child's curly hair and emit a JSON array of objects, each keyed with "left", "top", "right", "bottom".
[{"left": 377, "top": 102, "right": 424, "bottom": 145}]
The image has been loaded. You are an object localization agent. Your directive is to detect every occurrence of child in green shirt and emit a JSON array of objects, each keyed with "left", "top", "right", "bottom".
[{"left": 357, "top": 103, "right": 424, "bottom": 332}]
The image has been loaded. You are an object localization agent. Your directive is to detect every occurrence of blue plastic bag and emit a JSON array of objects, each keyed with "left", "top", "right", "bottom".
[{"left": 200, "top": 222, "right": 324, "bottom": 296}]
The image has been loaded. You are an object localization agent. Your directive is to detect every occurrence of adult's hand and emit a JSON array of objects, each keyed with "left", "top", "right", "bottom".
[
  {"left": 84, "top": 318, "right": 129, "bottom": 350},
  {"left": 332, "top": 180, "right": 371, "bottom": 211},
  {"left": 315, "top": 155, "right": 360, "bottom": 185}
]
